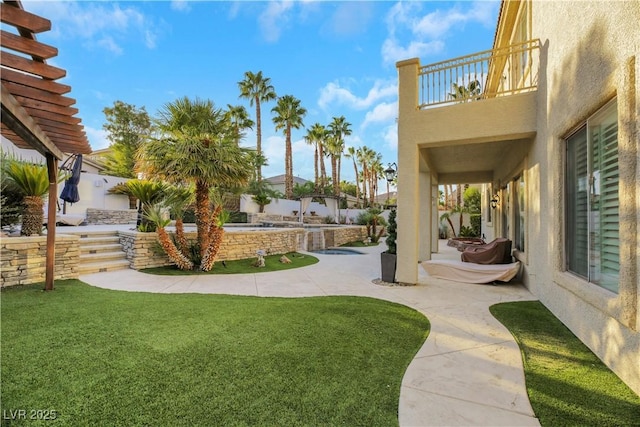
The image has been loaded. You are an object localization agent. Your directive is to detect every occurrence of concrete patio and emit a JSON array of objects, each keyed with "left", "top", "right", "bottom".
[{"left": 80, "top": 239, "right": 540, "bottom": 426}]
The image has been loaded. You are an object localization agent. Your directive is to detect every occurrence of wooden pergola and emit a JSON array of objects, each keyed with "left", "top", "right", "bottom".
[{"left": 1, "top": 0, "right": 92, "bottom": 290}]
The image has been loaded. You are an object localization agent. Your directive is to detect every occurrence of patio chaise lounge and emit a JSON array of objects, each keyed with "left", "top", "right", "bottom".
[
  {"left": 460, "top": 238, "right": 512, "bottom": 264},
  {"left": 422, "top": 238, "right": 519, "bottom": 284}
]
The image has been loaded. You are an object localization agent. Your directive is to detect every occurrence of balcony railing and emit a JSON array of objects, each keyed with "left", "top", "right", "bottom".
[{"left": 418, "top": 39, "right": 540, "bottom": 109}]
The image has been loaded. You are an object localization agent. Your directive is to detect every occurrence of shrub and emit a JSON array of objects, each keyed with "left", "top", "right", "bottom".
[
  {"left": 385, "top": 209, "right": 397, "bottom": 254},
  {"left": 470, "top": 214, "right": 481, "bottom": 237}
]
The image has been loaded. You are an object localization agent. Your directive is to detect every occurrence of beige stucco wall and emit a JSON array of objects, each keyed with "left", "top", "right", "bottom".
[
  {"left": 396, "top": 0, "right": 639, "bottom": 394},
  {"left": 525, "top": 0, "right": 639, "bottom": 394}
]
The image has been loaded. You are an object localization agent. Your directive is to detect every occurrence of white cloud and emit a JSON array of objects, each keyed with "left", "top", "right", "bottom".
[
  {"left": 318, "top": 79, "right": 397, "bottom": 111},
  {"left": 258, "top": 1, "right": 295, "bottom": 43},
  {"left": 382, "top": 1, "right": 499, "bottom": 64},
  {"left": 96, "top": 36, "right": 123, "bottom": 55},
  {"left": 381, "top": 38, "right": 444, "bottom": 66},
  {"left": 25, "top": 1, "right": 161, "bottom": 54},
  {"left": 382, "top": 124, "right": 398, "bottom": 150},
  {"left": 362, "top": 101, "right": 398, "bottom": 129},
  {"left": 85, "top": 126, "right": 109, "bottom": 150},
  {"left": 171, "top": 1, "right": 191, "bottom": 13}
]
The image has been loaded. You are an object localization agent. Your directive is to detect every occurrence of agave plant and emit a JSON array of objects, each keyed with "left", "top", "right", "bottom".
[
  {"left": 144, "top": 203, "right": 194, "bottom": 270},
  {"left": 3, "top": 159, "right": 51, "bottom": 236}
]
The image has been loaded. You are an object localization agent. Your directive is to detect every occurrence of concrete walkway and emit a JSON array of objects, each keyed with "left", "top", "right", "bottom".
[{"left": 80, "top": 241, "right": 540, "bottom": 426}]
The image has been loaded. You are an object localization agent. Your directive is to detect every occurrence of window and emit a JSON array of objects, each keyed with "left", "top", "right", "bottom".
[
  {"left": 565, "top": 99, "right": 619, "bottom": 293},
  {"left": 514, "top": 175, "right": 525, "bottom": 251}
]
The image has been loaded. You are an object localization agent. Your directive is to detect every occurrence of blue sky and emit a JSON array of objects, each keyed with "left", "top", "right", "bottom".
[{"left": 24, "top": 0, "right": 500, "bottom": 183}]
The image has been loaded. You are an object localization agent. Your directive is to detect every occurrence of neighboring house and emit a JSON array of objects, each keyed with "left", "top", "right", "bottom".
[
  {"left": 263, "top": 174, "right": 311, "bottom": 196},
  {"left": 396, "top": 0, "right": 639, "bottom": 394}
]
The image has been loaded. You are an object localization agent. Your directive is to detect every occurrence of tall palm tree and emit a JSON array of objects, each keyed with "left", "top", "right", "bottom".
[
  {"left": 238, "top": 71, "right": 277, "bottom": 181},
  {"left": 139, "top": 96, "right": 252, "bottom": 270},
  {"left": 271, "top": 95, "right": 307, "bottom": 199},
  {"left": 328, "top": 116, "right": 351, "bottom": 196},
  {"left": 225, "top": 104, "right": 254, "bottom": 145},
  {"left": 305, "top": 123, "right": 327, "bottom": 192},
  {"left": 345, "top": 146, "right": 361, "bottom": 208}
]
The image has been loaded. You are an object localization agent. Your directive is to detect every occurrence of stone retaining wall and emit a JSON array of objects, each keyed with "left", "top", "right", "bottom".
[
  {"left": 86, "top": 208, "right": 138, "bottom": 225},
  {"left": 324, "top": 226, "right": 367, "bottom": 247},
  {"left": 119, "top": 228, "right": 306, "bottom": 270},
  {"left": 0, "top": 234, "right": 80, "bottom": 287}
]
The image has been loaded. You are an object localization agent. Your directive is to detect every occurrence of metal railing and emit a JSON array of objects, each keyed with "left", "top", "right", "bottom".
[{"left": 418, "top": 39, "right": 540, "bottom": 109}]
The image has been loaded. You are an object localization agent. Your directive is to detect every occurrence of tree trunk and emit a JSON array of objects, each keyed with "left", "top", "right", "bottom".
[
  {"left": 285, "top": 125, "right": 293, "bottom": 199},
  {"left": 256, "top": 97, "right": 262, "bottom": 182},
  {"left": 174, "top": 217, "right": 190, "bottom": 258},
  {"left": 22, "top": 196, "right": 43, "bottom": 236},
  {"left": 157, "top": 226, "right": 193, "bottom": 270},
  {"left": 200, "top": 205, "right": 224, "bottom": 271},
  {"left": 319, "top": 143, "right": 327, "bottom": 190},
  {"left": 195, "top": 180, "right": 210, "bottom": 258}
]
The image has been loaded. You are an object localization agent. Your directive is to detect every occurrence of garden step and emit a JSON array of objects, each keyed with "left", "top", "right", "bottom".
[
  {"left": 80, "top": 243, "right": 123, "bottom": 254},
  {"left": 80, "top": 251, "right": 128, "bottom": 264},
  {"left": 77, "top": 236, "right": 121, "bottom": 246},
  {"left": 61, "top": 230, "right": 122, "bottom": 239},
  {"left": 78, "top": 259, "right": 130, "bottom": 275}
]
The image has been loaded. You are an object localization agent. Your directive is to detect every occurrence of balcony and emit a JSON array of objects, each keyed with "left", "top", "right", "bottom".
[
  {"left": 419, "top": 39, "right": 540, "bottom": 108},
  {"left": 396, "top": 40, "right": 541, "bottom": 184}
]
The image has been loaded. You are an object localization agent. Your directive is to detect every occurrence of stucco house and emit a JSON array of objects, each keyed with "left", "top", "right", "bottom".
[{"left": 395, "top": 1, "right": 639, "bottom": 394}]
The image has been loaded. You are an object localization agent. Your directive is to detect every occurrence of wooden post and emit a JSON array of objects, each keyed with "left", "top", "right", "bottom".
[{"left": 45, "top": 153, "right": 57, "bottom": 291}]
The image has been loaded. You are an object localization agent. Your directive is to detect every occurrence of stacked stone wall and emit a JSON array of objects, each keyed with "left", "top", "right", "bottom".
[
  {"left": 327, "top": 226, "right": 367, "bottom": 247},
  {"left": 0, "top": 235, "right": 80, "bottom": 287},
  {"left": 246, "top": 213, "right": 283, "bottom": 224},
  {"left": 86, "top": 208, "right": 137, "bottom": 225},
  {"left": 120, "top": 229, "right": 305, "bottom": 270}
]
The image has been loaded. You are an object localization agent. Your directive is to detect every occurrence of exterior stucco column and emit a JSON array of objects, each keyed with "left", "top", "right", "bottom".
[{"left": 396, "top": 58, "right": 423, "bottom": 284}]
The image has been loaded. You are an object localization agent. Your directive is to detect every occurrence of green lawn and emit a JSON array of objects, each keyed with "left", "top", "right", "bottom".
[
  {"left": 340, "top": 241, "right": 380, "bottom": 248},
  {"left": 491, "top": 301, "right": 640, "bottom": 426},
  {"left": 142, "top": 252, "right": 318, "bottom": 275},
  {"left": 1, "top": 281, "right": 430, "bottom": 426}
]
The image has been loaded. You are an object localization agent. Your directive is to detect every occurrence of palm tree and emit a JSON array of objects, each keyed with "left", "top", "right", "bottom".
[
  {"left": 271, "top": 95, "right": 307, "bottom": 199},
  {"left": 3, "top": 159, "right": 50, "bottom": 236},
  {"left": 328, "top": 116, "right": 352, "bottom": 196},
  {"left": 345, "top": 146, "right": 361, "bottom": 208},
  {"left": 139, "top": 96, "right": 252, "bottom": 270},
  {"left": 305, "top": 123, "right": 327, "bottom": 192},
  {"left": 225, "top": 104, "right": 254, "bottom": 145},
  {"left": 163, "top": 184, "right": 194, "bottom": 256},
  {"left": 448, "top": 80, "right": 481, "bottom": 102},
  {"left": 238, "top": 71, "right": 277, "bottom": 181},
  {"left": 145, "top": 203, "right": 194, "bottom": 270}
]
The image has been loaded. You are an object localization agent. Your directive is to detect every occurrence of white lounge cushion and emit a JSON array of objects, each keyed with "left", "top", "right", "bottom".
[{"left": 421, "top": 259, "right": 520, "bottom": 284}]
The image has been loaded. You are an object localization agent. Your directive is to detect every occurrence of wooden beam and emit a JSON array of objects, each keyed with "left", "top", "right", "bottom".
[
  {"left": 36, "top": 123, "right": 86, "bottom": 136},
  {"left": 0, "top": 29, "right": 57, "bottom": 59},
  {"left": 44, "top": 153, "right": 57, "bottom": 291},
  {"left": 15, "top": 95, "right": 78, "bottom": 116},
  {"left": 1, "top": 68, "right": 71, "bottom": 94},
  {"left": 3, "top": 81, "right": 76, "bottom": 107},
  {"left": 0, "top": 2, "right": 51, "bottom": 33},
  {"left": 26, "top": 107, "right": 82, "bottom": 125},
  {"left": 1, "top": 83, "right": 63, "bottom": 159},
  {"left": 1, "top": 50, "right": 66, "bottom": 80}
]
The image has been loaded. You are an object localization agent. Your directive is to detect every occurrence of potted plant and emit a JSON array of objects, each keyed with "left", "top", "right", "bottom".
[{"left": 381, "top": 207, "right": 397, "bottom": 283}]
